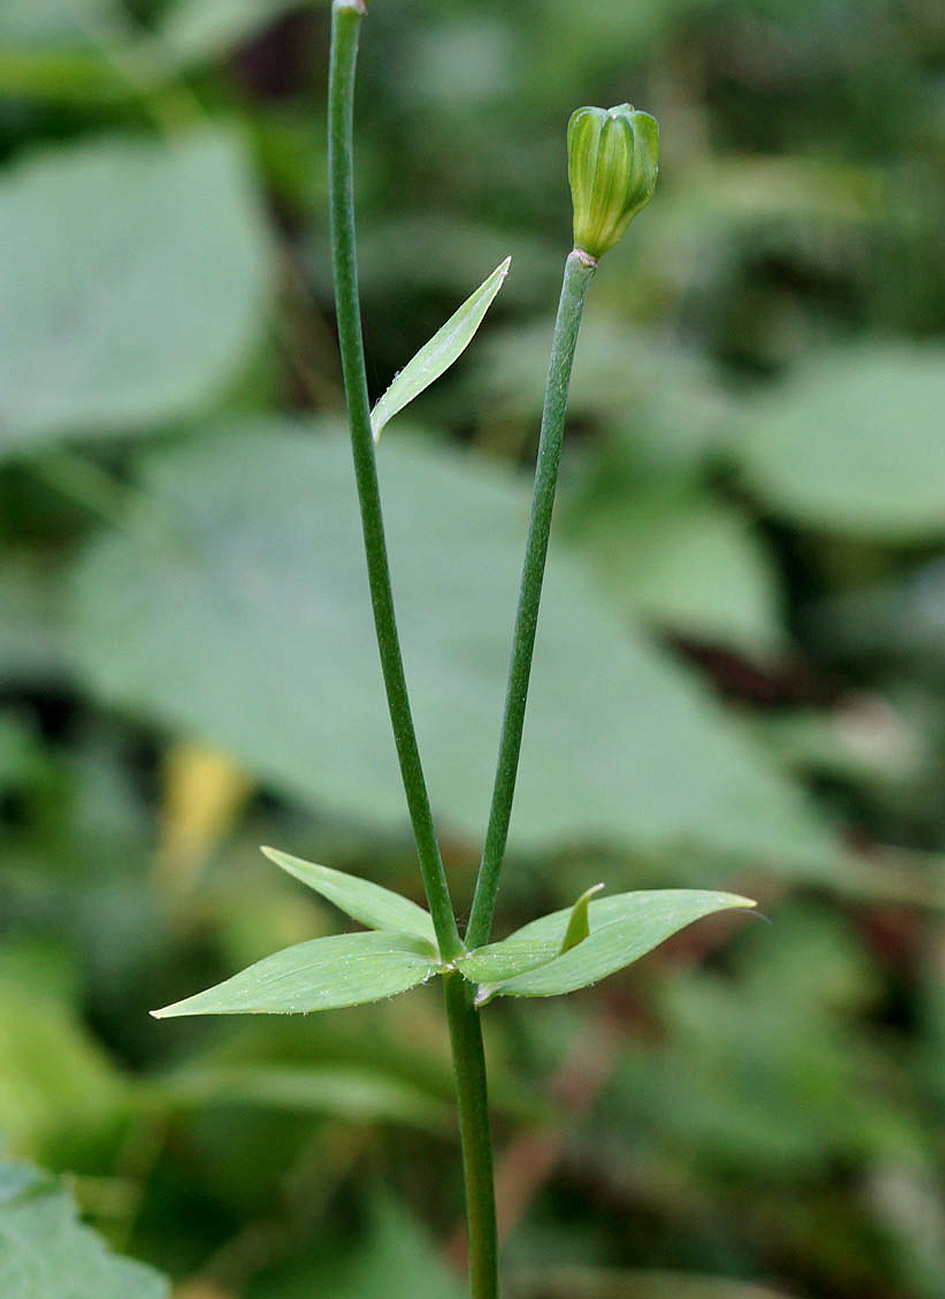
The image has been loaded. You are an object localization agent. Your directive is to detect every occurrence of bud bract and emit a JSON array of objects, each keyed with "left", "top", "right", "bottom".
[{"left": 567, "top": 104, "right": 659, "bottom": 260}]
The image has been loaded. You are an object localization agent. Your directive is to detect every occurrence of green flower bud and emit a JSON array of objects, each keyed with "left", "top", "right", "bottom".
[{"left": 567, "top": 104, "right": 659, "bottom": 260}]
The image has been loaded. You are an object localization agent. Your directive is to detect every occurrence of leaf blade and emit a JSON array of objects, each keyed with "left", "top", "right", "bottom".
[
  {"left": 261, "top": 845, "right": 437, "bottom": 945},
  {"left": 371, "top": 256, "right": 511, "bottom": 441},
  {"left": 151, "top": 931, "right": 441, "bottom": 1018},
  {"left": 460, "top": 890, "right": 755, "bottom": 998}
]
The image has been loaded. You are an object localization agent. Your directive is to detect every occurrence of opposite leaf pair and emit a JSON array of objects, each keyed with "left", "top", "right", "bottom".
[{"left": 152, "top": 847, "right": 754, "bottom": 1019}]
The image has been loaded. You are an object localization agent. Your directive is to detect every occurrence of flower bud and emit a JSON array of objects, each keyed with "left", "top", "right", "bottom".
[{"left": 567, "top": 104, "right": 659, "bottom": 260}]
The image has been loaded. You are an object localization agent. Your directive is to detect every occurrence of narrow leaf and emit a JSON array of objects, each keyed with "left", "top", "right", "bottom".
[
  {"left": 560, "top": 882, "right": 605, "bottom": 954},
  {"left": 151, "top": 931, "right": 441, "bottom": 1018},
  {"left": 458, "top": 890, "right": 754, "bottom": 1000},
  {"left": 261, "top": 845, "right": 436, "bottom": 945},
  {"left": 370, "top": 256, "right": 511, "bottom": 441}
]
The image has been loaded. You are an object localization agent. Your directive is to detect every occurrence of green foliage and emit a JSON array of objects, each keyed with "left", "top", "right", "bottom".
[
  {"left": 0, "top": 0, "right": 124, "bottom": 47},
  {"left": 0, "top": 979, "right": 128, "bottom": 1160},
  {"left": 3, "top": 0, "right": 945, "bottom": 1294},
  {"left": 372, "top": 257, "right": 511, "bottom": 441},
  {"left": 0, "top": 132, "right": 270, "bottom": 453},
  {"left": 567, "top": 485, "right": 782, "bottom": 655},
  {"left": 67, "top": 423, "right": 834, "bottom": 871},
  {"left": 0, "top": 1156, "right": 169, "bottom": 1298},
  {"left": 261, "top": 846, "right": 437, "bottom": 944},
  {"left": 740, "top": 346, "right": 945, "bottom": 541},
  {"left": 152, "top": 930, "right": 440, "bottom": 1017},
  {"left": 559, "top": 881, "right": 605, "bottom": 954},
  {"left": 458, "top": 891, "right": 754, "bottom": 997},
  {"left": 157, "top": 0, "right": 313, "bottom": 68}
]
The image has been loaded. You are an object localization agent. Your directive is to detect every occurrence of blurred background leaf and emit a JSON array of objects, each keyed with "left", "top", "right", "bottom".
[
  {"left": 0, "top": 132, "right": 270, "bottom": 452},
  {"left": 0, "top": 1155, "right": 170, "bottom": 1297}
]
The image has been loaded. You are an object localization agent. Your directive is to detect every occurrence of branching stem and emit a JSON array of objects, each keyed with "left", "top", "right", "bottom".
[{"left": 328, "top": 7, "right": 596, "bottom": 1295}]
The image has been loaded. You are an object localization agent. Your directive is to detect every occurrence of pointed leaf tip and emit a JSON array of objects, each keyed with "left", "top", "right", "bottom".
[
  {"left": 151, "top": 930, "right": 442, "bottom": 1018},
  {"left": 560, "top": 882, "right": 606, "bottom": 954},
  {"left": 260, "top": 845, "right": 437, "bottom": 947},
  {"left": 371, "top": 256, "right": 512, "bottom": 441},
  {"left": 460, "top": 889, "right": 755, "bottom": 1002},
  {"left": 499, "top": 890, "right": 755, "bottom": 998}
]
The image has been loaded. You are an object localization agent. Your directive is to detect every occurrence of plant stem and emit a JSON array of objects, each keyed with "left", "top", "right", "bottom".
[
  {"left": 465, "top": 250, "right": 596, "bottom": 950},
  {"left": 443, "top": 971, "right": 498, "bottom": 1299},
  {"left": 327, "top": 0, "right": 462, "bottom": 962},
  {"left": 328, "top": 10, "right": 497, "bottom": 1294}
]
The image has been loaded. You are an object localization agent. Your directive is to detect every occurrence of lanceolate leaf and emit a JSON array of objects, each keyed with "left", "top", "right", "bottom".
[
  {"left": 151, "top": 931, "right": 441, "bottom": 1018},
  {"left": 371, "top": 256, "right": 511, "bottom": 441},
  {"left": 262, "top": 846, "right": 437, "bottom": 945},
  {"left": 457, "top": 890, "right": 754, "bottom": 1000}
]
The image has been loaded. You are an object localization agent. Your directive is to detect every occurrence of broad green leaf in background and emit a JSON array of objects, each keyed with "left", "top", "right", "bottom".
[
  {"left": 152, "top": 930, "right": 441, "bottom": 1018},
  {"left": 0, "top": 132, "right": 270, "bottom": 454},
  {"left": 158, "top": 0, "right": 318, "bottom": 68},
  {"left": 371, "top": 256, "right": 511, "bottom": 440},
  {"left": 261, "top": 846, "right": 437, "bottom": 946},
  {"left": 472, "top": 318, "right": 734, "bottom": 468},
  {"left": 740, "top": 345, "right": 945, "bottom": 542},
  {"left": 0, "top": 0, "right": 124, "bottom": 46},
  {"left": 0, "top": 1157, "right": 168, "bottom": 1299},
  {"left": 68, "top": 421, "right": 838, "bottom": 874},
  {"left": 569, "top": 487, "right": 782, "bottom": 656},
  {"left": 457, "top": 890, "right": 755, "bottom": 996},
  {"left": 0, "top": 0, "right": 139, "bottom": 105}
]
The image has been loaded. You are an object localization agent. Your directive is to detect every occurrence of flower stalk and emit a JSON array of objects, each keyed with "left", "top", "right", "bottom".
[
  {"left": 465, "top": 248, "right": 596, "bottom": 950},
  {"left": 327, "top": 0, "right": 461, "bottom": 963}
]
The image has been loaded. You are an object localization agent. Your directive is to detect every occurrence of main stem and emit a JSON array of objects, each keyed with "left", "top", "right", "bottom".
[
  {"left": 444, "top": 972, "right": 498, "bottom": 1299},
  {"left": 465, "top": 250, "right": 596, "bottom": 950},
  {"left": 327, "top": 0, "right": 461, "bottom": 963},
  {"left": 328, "top": 8, "right": 497, "bottom": 1296}
]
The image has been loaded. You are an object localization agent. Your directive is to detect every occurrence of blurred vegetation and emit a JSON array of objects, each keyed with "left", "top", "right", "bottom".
[{"left": 2, "top": 0, "right": 945, "bottom": 1296}]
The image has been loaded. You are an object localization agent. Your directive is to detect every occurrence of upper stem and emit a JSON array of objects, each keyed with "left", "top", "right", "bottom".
[
  {"left": 327, "top": 0, "right": 462, "bottom": 961},
  {"left": 465, "top": 250, "right": 596, "bottom": 950}
]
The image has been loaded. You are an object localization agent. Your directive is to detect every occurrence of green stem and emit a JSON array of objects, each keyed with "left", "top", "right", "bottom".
[
  {"left": 465, "top": 250, "right": 596, "bottom": 950},
  {"left": 443, "top": 971, "right": 498, "bottom": 1299},
  {"left": 327, "top": 0, "right": 462, "bottom": 962}
]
